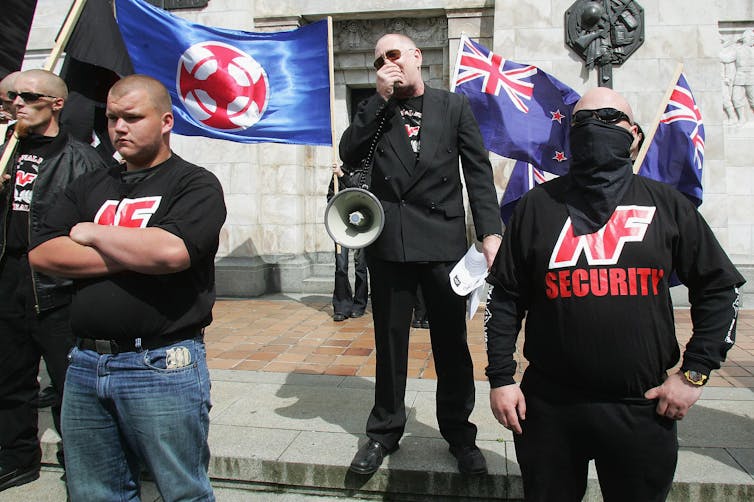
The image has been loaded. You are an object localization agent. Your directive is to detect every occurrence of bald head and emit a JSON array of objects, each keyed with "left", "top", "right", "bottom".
[
  {"left": 0, "top": 71, "right": 20, "bottom": 96},
  {"left": 574, "top": 87, "right": 634, "bottom": 124},
  {"left": 0, "top": 71, "right": 21, "bottom": 122},
  {"left": 16, "top": 69, "right": 68, "bottom": 100},
  {"left": 108, "top": 74, "right": 171, "bottom": 114}
]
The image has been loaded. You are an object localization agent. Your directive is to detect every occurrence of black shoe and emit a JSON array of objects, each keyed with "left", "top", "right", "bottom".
[
  {"left": 350, "top": 311, "right": 365, "bottom": 318},
  {"left": 35, "top": 385, "right": 59, "bottom": 408},
  {"left": 421, "top": 320, "right": 430, "bottom": 329},
  {"left": 0, "top": 464, "right": 40, "bottom": 492},
  {"left": 449, "top": 445, "right": 488, "bottom": 475},
  {"left": 349, "top": 439, "right": 398, "bottom": 475},
  {"left": 333, "top": 312, "right": 348, "bottom": 322},
  {"left": 411, "top": 319, "right": 422, "bottom": 328}
]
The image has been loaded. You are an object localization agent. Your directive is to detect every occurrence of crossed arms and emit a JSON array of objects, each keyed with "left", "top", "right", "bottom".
[{"left": 29, "top": 222, "right": 190, "bottom": 278}]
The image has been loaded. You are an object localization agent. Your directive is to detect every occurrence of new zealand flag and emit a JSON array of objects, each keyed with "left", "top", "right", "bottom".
[
  {"left": 638, "top": 73, "right": 704, "bottom": 206},
  {"left": 451, "top": 36, "right": 580, "bottom": 176},
  {"left": 115, "top": 0, "right": 331, "bottom": 146}
]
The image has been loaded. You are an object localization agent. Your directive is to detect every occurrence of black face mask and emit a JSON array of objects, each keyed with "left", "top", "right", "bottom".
[{"left": 565, "top": 120, "right": 635, "bottom": 235}]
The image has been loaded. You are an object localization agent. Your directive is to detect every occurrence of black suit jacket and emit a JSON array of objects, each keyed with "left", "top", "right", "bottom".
[{"left": 339, "top": 85, "right": 501, "bottom": 262}]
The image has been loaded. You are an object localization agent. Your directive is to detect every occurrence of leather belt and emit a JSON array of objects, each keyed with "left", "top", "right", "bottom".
[{"left": 76, "top": 328, "right": 203, "bottom": 355}]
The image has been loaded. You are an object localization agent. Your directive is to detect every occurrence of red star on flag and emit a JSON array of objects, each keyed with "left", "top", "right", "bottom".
[
  {"left": 550, "top": 109, "right": 565, "bottom": 123},
  {"left": 553, "top": 151, "right": 567, "bottom": 162}
]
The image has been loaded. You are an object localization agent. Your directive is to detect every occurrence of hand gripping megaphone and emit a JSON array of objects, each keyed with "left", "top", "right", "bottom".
[{"left": 324, "top": 188, "right": 385, "bottom": 249}]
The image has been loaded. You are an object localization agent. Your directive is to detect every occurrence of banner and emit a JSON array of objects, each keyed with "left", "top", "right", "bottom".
[
  {"left": 0, "top": 0, "right": 38, "bottom": 78},
  {"left": 115, "top": 0, "right": 332, "bottom": 146},
  {"left": 638, "top": 73, "right": 704, "bottom": 206},
  {"left": 452, "top": 35, "right": 580, "bottom": 175}
]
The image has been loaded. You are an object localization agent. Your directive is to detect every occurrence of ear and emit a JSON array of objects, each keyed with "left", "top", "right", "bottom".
[
  {"left": 51, "top": 97, "right": 65, "bottom": 113},
  {"left": 413, "top": 47, "right": 423, "bottom": 67},
  {"left": 161, "top": 111, "right": 174, "bottom": 135}
]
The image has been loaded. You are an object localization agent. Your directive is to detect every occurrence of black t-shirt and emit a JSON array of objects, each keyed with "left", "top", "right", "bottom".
[
  {"left": 397, "top": 95, "right": 423, "bottom": 157},
  {"left": 6, "top": 132, "right": 67, "bottom": 253},
  {"left": 31, "top": 155, "right": 227, "bottom": 340},
  {"left": 487, "top": 174, "right": 745, "bottom": 399}
]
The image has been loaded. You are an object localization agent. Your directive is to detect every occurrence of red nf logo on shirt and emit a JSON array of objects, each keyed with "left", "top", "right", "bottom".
[
  {"left": 549, "top": 206, "right": 656, "bottom": 268},
  {"left": 15, "top": 171, "right": 37, "bottom": 187},
  {"left": 94, "top": 197, "right": 162, "bottom": 228}
]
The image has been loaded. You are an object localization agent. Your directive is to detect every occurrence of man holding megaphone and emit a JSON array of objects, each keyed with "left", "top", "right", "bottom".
[{"left": 339, "top": 33, "right": 502, "bottom": 476}]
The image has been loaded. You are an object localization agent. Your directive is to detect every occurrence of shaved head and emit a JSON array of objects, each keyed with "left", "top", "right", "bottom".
[
  {"left": 574, "top": 87, "right": 635, "bottom": 124},
  {"left": 16, "top": 69, "right": 68, "bottom": 100},
  {"left": 108, "top": 74, "right": 171, "bottom": 114},
  {"left": 0, "top": 71, "right": 20, "bottom": 96}
]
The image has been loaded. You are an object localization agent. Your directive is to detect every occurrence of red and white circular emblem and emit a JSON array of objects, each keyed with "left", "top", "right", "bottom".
[{"left": 177, "top": 41, "right": 269, "bottom": 131}]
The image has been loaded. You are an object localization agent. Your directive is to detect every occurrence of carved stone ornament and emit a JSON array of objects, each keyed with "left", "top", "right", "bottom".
[
  {"left": 333, "top": 18, "right": 448, "bottom": 53},
  {"left": 145, "top": 0, "right": 209, "bottom": 10},
  {"left": 565, "top": 0, "right": 644, "bottom": 87}
]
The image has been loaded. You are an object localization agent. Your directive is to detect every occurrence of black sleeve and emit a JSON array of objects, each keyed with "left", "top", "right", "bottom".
[
  {"left": 456, "top": 93, "right": 503, "bottom": 240},
  {"left": 484, "top": 284, "right": 526, "bottom": 388},
  {"left": 154, "top": 168, "right": 226, "bottom": 265},
  {"left": 682, "top": 286, "right": 741, "bottom": 374},
  {"left": 671, "top": 195, "right": 745, "bottom": 374},
  {"left": 29, "top": 176, "right": 88, "bottom": 249},
  {"left": 339, "top": 94, "right": 395, "bottom": 166},
  {"left": 484, "top": 202, "right": 528, "bottom": 388}
]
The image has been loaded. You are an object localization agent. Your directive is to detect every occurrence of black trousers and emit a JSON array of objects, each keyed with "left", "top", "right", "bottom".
[
  {"left": 332, "top": 245, "right": 368, "bottom": 316},
  {"left": 365, "top": 256, "right": 477, "bottom": 450},
  {"left": 514, "top": 392, "right": 678, "bottom": 502},
  {"left": 0, "top": 254, "right": 72, "bottom": 469}
]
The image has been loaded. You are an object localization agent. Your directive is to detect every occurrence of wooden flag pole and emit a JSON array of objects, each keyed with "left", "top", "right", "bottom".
[
  {"left": 326, "top": 16, "right": 342, "bottom": 253},
  {"left": 632, "top": 62, "right": 684, "bottom": 174},
  {"left": 0, "top": 0, "right": 89, "bottom": 179}
]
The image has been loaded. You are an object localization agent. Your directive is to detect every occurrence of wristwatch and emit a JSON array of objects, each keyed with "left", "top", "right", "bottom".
[{"left": 681, "top": 369, "right": 709, "bottom": 386}]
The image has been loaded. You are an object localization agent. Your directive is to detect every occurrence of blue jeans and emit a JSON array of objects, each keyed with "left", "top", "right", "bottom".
[{"left": 62, "top": 337, "right": 214, "bottom": 502}]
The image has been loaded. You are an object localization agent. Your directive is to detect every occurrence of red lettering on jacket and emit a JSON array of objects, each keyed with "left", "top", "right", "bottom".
[{"left": 549, "top": 206, "right": 656, "bottom": 268}]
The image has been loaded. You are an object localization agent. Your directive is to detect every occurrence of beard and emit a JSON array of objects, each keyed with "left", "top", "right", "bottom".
[{"left": 14, "top": 118, "right": 31, "bottom": 138}]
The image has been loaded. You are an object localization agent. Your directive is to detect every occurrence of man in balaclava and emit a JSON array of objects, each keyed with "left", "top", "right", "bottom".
[{"left": 483, "top": 87, "right": 745, "bottom": 501}]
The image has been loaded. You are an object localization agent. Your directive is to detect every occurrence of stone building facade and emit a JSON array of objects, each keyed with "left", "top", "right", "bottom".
[{"left": 24, "top": 0, "right": 753, "bottom": 305}]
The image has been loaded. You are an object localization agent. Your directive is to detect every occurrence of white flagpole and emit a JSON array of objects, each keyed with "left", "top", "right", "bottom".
[{"left": 326, "top": 16, "right": 341, "bottom": 253}]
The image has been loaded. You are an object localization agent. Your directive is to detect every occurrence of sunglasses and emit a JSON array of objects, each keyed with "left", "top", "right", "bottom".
[
  {"left": 571, "top": 108, "right": 632, "bottom": 127},
  {"left": 8, "top": 91, "right": 59, "bottom": 103},
  {"left": 373, "top": 48, "right": 415, "bottom": 70}
]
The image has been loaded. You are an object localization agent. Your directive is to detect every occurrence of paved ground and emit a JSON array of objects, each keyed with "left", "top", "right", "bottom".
[
  {"left": 1, "top": 296, "right": 752, "bottom": 501},
  {"left": 205, "top": 295, "right": 754, "bottom": 389}
]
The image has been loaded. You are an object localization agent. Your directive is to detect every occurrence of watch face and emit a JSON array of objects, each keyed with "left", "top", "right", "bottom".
[{"left": 685, "top": 370, "right": 707, "bottom": 385}]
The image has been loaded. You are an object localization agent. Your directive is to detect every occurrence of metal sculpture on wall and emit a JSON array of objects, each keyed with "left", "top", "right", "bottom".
[{"left": 565, "top": 0, "right": 644, "bottom": 88}]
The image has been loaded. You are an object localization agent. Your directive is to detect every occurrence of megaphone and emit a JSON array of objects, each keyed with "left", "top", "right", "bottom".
[{"left": 324, "top": 188, "right": 385, "bottom": 249}]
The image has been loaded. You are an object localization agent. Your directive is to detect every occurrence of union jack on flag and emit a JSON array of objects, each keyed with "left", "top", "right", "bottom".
[
  {"left": 454, "top": 37, "right": 537, "bottom": 113},
  {"left": 639, "top": 73, "right": 705, "bottom": 206},
  {"left": 500, "top": 161, "right": 559, "bottom": 224},
  {"left": 452, "top": 36, "right": 580, "bottom": 175}
]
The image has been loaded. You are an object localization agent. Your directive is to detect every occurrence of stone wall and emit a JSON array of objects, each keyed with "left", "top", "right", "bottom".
[{"left": 22, "top": 0, "right": 753, "bottom": 304}]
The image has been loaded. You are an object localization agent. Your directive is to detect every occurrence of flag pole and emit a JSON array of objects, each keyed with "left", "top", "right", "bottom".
[
  {"left": 326, "top": 16, "right": 341, "bottom": 253},
  {"left": 0, "top": 0, "right": 89, "bottom": 178},
  {"left": 632, "top": 62, "right": 683, "bottom": 174}
]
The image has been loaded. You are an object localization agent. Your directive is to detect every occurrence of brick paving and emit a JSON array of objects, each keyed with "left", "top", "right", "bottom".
[{"left": 205, "top": 297, "right": 754, "bottom": 389}]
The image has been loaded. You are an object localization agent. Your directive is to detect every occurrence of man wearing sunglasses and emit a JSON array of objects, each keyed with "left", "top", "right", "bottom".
[
  {"left": 0, "top": 69, "right": 106, "bottom": 492},
  {"left": 340, "top": 34, "right": 502, "bottom": 476},
  {"left": 485, "top": 87, "right": 744, "bottom": 501}
]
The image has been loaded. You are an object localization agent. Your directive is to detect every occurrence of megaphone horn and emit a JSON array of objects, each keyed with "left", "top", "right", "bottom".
[{"left": 324, "top": 188, "right": 385, "bottom": 249}]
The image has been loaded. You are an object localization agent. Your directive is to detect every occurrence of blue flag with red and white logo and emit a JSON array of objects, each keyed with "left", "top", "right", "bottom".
[
  {"left": 638, "top": 73, "right": 704, "bottom": 206},
  {"left": 114, "top": 0, "right": 331, "bottom": 146},
  {"left": 451, "top": 36, "right": 580, "bottom": 175}
]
